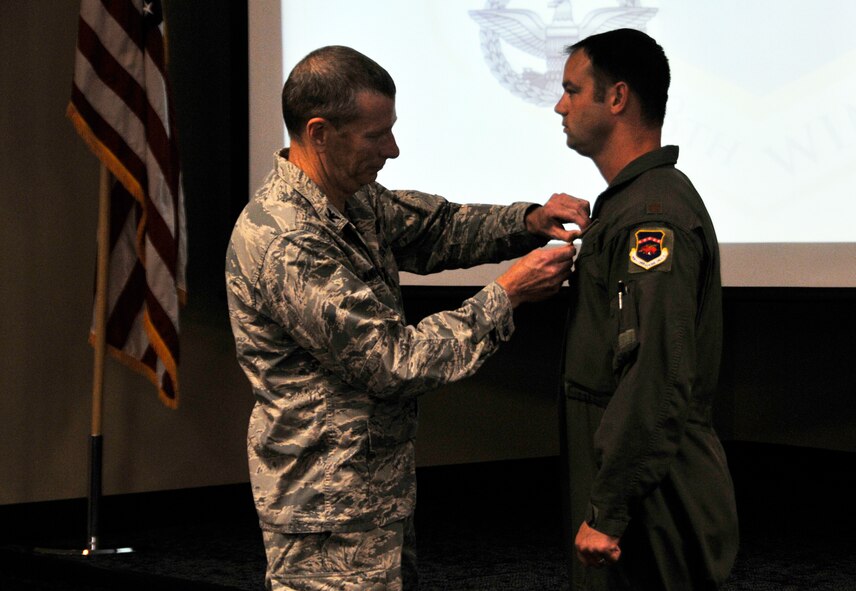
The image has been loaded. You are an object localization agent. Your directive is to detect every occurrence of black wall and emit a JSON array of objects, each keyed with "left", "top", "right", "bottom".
[{"left": 165, "top": 0, "right": 248, "bottom": 301}]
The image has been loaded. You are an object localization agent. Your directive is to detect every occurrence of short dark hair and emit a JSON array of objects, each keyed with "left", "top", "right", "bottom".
[
  {"left": 568, "top": 28, "right": 670, "bottom": 126},
  {"left": 281, "top": 45, "right": 396, "bottom": 139}
]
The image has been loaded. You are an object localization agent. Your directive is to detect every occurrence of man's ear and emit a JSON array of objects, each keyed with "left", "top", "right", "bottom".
[
  {"left": 609, "top": 81, "right": 629, "bottom": 114},
  {"left": 305, "top": 117, "right": 331, "bottom": 151}
]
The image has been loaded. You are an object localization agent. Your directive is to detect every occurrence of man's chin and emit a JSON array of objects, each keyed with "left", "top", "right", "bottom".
[
  {"left": 566, "top": 140, "right": 589, "bottom": 157},
  {"left": 361, "top": 171, "right": 380, "bottom": 185}
]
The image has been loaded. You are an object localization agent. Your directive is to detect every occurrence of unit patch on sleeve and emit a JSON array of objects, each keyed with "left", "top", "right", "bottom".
[{"left": 628, "top": 227, "right": 674, "bottom": 273}]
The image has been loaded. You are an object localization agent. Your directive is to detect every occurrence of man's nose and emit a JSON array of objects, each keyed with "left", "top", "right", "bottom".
[{"left": 384, "top": 133, "right": 400, "bottom": 159}]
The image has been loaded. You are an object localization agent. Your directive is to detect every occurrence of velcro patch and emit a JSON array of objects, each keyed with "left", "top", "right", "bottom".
[{"left": 628, "top": 227, "right": 673, "bottom": 272}]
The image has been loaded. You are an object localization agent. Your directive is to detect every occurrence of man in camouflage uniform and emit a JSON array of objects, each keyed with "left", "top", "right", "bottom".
[
  {"left": 226, "top": 45, "right": 591, "bottom": 590},
  {"left": 554, "top": 30, "right": 739, "bottom": 589}
]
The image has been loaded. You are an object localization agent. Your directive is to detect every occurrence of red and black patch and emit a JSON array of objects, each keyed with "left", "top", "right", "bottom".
[{"left": 629, "top": 227, "right": 673, "bottom": 272}]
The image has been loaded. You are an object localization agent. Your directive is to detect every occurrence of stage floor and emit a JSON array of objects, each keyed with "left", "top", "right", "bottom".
[{"left": 2, "top": 443, "right": 854, "bottom": 590}]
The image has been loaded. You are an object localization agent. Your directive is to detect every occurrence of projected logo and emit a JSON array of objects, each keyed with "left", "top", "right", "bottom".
[{"left": 469, "top": 0, "right": 657, "bottom": 106}]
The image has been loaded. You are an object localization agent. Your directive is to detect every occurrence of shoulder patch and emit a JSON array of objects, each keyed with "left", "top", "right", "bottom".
[{"left": 628, "top": 227, "right": 673, "bottom": 273}]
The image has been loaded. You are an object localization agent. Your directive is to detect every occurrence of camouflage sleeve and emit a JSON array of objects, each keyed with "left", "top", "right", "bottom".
[
  {"left": 259, "top": 228, "right": 515, "bottom": 399},
  {"left": 377, "top": 187, "right": 547, "bottom": 274}
]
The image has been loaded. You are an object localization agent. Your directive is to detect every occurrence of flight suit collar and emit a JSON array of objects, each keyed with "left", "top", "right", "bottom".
[{"left": 593, "top": 145, "right": 680, "bottom": 218}]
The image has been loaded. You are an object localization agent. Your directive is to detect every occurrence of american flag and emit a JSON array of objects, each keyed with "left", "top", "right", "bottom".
[{"left": 68, "top": 0, "right": 185, "bottom": 408}]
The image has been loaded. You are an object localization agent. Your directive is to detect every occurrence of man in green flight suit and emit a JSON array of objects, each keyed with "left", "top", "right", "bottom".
[{"left": 555, "top": 29, "right": 740, "bottom": 590}]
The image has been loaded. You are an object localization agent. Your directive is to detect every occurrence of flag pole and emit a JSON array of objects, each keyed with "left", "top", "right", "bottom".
[
  {"left": 86, "top": 163, "right": 112, "bottom": 554},
  {"left": 82, "top": 164, "right": 133, "bottom": 555}
]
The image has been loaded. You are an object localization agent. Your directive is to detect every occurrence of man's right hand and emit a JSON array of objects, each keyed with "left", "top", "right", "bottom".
[
  {"left": 496, "top": 244, "right": 576, "bottom": 308},
  {"left": 524, "top": 193, "right": 591, "bottom": 242}
]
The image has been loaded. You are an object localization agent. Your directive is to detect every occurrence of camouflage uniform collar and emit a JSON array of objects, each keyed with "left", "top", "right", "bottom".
[{"left": 275, "top": 148, "right": 350, "bottom": 230}]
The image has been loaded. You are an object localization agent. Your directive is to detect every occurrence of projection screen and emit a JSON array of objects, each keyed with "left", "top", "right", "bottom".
[{"left": 249, "top": 0, "right": 856, "bottom": 287}]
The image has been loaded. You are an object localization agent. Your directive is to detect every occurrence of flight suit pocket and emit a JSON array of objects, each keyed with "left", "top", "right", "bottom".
[{"left": 613, "top": 281, "right": 639, "bottom": 374}]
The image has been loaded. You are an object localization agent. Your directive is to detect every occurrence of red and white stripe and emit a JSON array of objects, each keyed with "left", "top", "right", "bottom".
[{"left": 68, "top": 0, "right": 185, "bottom": 407}]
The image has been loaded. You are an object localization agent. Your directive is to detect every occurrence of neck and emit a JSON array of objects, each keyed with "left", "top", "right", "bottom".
[
  {"left": 594, "top": 127, "right": 662, "bottom": 184},
  {"left": 287, "top": 142, "right": 348, "bottom": 213}
]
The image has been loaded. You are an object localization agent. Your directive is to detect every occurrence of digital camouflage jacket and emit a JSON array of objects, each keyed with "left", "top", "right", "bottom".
[{"left": 226, "top": 151, "right": 545, "bottom": 533}]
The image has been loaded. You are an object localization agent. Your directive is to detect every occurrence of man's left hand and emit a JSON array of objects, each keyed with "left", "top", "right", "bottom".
[
  {"left": 575, "top": 521, "right": 621, "bottom": 568},
  {"left": 525, "top": 193, "right": 591, "bottom": 242}
]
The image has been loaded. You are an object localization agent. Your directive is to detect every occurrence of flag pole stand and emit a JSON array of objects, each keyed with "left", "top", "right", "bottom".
[{"left": 34, "top": 165, "right": 133, "bottom": 556}]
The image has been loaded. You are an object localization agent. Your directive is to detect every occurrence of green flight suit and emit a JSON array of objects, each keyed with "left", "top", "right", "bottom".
[{"left": 561, "top": 146, "right": 739, "bottom": 590}]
